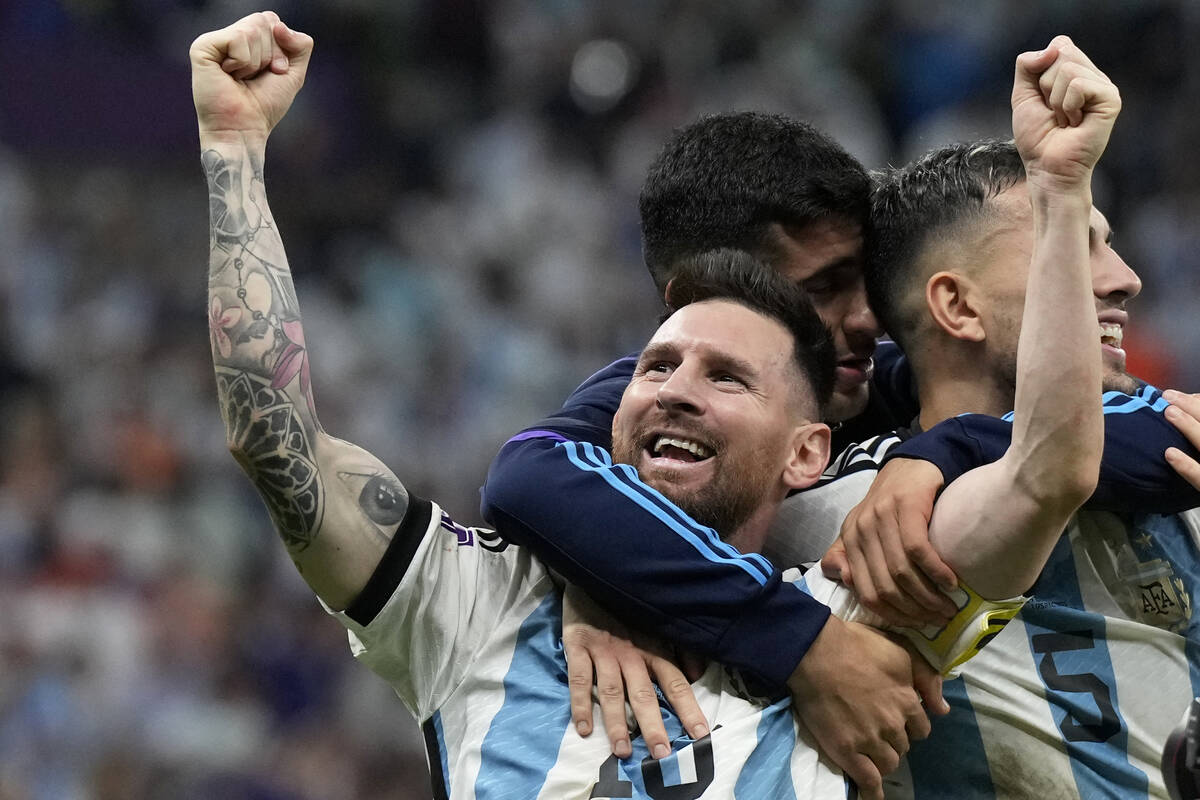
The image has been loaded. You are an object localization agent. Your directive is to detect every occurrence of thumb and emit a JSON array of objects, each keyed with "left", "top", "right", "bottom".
[
  {"left": 821, "top": 539, "right": 851, "bottom": 584},
  {"left": 273, "top": 21, "right": 313, "bottom": 64},
  {"left": 1012, "top": 45, "right": 1059, "bottom": 104},
  {"left": 913, "top": 659, "right": 950, "bottom": 716}
]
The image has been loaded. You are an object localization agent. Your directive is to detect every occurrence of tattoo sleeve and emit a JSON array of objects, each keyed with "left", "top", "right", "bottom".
[{"left": 204, "top": 137, "right": 406, "bottom": 594}]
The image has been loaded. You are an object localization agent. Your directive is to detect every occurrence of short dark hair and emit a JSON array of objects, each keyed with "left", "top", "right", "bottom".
[
  {"left": 663, "top": 248, "right": 835, "bottom": 417},
  {"left": 640, "top": 112, "right": 871, "bottom": 295},
  {"left": 866, "top": 139, "right": 1026, "bottom": 353}
]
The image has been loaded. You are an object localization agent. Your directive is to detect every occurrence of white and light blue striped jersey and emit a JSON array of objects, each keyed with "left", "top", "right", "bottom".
[
  {"left": 327, "top": 496, "right": 851, "bottom": 800},
  {"left": 779, "top": 431, "right": 1200, "bottom": 799}
]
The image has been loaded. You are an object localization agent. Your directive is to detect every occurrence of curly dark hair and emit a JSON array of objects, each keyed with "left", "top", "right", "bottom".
[{"left": 640, "top": 112, "right": 870, "bottom": 295}]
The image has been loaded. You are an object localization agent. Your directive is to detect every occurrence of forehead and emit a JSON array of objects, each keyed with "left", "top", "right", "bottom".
[
  {"left": 647, "top": 299, "right": 792, "bottom": 367},
  {"left": 771, "top": 216, "right": 864, "bottom": 284}
]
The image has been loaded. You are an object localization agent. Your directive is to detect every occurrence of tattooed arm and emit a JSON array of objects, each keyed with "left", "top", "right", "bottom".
[{"left": 194, "top": 12, "right": 402, "bottom": 610}]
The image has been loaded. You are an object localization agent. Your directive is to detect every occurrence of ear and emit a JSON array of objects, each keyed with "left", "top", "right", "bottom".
[
  {"left": 926, "top": 271, "right": 986, "bottom": 343},
  {"left": 782, "top": 422, "right": 831, "bottom": 491}
]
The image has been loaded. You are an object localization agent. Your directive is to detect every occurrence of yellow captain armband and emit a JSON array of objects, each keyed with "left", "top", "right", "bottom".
[{"left": 902, "top": 584, "right": 1026, "bottom": 678}]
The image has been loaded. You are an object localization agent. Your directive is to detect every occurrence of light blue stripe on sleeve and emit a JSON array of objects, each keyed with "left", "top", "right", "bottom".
[
  {"left": 559, "top": 441, "right": 771, "bottom": 584},
  {"left": 1102, "top": 388, "right": 1167, "bottom": 414},
  {"left": 574, "top": 442, "right": 776, "bottom": 577}
]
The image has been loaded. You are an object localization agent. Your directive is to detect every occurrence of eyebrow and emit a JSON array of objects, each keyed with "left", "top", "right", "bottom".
[
  {"left": 805, "top": 255, "right": 861, "bottom": 279},
  {"left": 638, "top": 341, "right": 761, "bottom": 382}
]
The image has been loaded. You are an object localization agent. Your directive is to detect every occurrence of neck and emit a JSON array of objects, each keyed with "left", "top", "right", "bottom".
[
  {"left": 916, "top": 346, "right": 1015, "bottom": 430},
  {"left": 723, "top": 498, "right": 785, "bottom": 555}
]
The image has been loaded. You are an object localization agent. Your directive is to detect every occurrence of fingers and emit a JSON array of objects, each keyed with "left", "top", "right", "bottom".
[
  {"left": 593, "top": 655, "right": 633, "bottom": 758},
  {"left": 841, "top": 752, "right": 885, "bottom": 800},
  {"left": 911, "top": 656, "right": 950, "bottom": 717},
  {"left": 879, "top": 515, "right": 957, "bottom": 623},
  {"left": 1166, "top": 446, "right": 1200, "bottom": 489},
  {"left": 1026, "top": 36, "right": 1119, "bottom": 129},
  {"left": 822, "top": 537, "right": 851, "bottom": 584},
  {"left": 619, "top": 651, "right": 670, "bottom": 760},
  {"left": 563, "top": 636, "right": 597, "bottom": 738},
  {"left": 846, "top": 513, "right": 926, "bottom": 628},
  {"left": 1165, "top": 390, "right": 1200, "bottom": 447},
  {"left": 209, "top": 11, "right": 302, "bottom": 81},
  {"left": 1012, "top": 43, "right": 1060, "bottom": 110},
  {"left": 272, "top": 18, "right": 315, "bottom": 64},
  {"left": 1164, "top": 390, "right": 1200, "bottom": 489},
  {"left": 648, "top": 655, "right": 710, "bottom": 742}
]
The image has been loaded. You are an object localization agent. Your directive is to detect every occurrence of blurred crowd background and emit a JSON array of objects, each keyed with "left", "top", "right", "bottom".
[{"left": 1, "top": 1, "right": 1197, "bottom": 798}]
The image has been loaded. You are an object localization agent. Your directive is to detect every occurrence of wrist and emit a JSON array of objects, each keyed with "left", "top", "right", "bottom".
[
  {"left": 786, "top": 613, "right": 839, "bottom": 698},
  {"left": 198, "top": 129, "right": 269, "bottom": 152},
  {"left": 1023, "top": 171, "right": 1094, "bottom": 208}
]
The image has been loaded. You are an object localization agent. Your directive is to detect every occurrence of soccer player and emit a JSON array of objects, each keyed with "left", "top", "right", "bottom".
[
  {"left": 806, "top": 128, "right": 1199, "bottom": 797},
  {"left": 483, "top": 90, "right": 935, "bottom": 778}
]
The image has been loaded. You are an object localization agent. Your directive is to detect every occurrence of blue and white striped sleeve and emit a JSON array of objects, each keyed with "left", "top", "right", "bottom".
[{"left": 886, "top": 385, "right": 1200, "bottom": 513}]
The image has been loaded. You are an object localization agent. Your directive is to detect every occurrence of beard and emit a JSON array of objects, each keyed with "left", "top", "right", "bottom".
[
  {"left": 611, "top": 422, "right": 778, "bottom": 539},
  {"left": 1102, "top": 368, "right": 1139, "bottom": 394}
]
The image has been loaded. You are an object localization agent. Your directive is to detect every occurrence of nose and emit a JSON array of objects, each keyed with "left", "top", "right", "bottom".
[
  {"left": 1093, "top": 246, "right": 1142, "bottom": 303},
  {"left": 656, "top": 365, "right": 705, "bottom": 416},
  {"left": 842, "top": 279, "right": 884, "bottom": 346}
]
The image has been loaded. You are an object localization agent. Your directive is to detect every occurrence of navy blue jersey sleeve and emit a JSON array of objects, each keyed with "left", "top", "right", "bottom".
[
  {"left": 482, "top": 434, "right": 829, "bottom": 691},
  {"left": 886, "top": 385, "right": 1200, "bottom": 514},
  {"left": 479, "top": 354, "right": 829, "bottom": 691}
]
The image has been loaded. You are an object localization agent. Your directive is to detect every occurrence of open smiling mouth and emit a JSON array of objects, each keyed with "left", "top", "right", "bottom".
[
  {"left": 1099, "top": 322, "right": 1123, "bottom": 349},
  {"left": 649, "top": 436, "right": 714, "bottom": 463}
]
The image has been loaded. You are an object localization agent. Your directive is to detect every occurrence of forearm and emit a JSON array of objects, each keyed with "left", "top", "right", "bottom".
[
  {"left": 890, "top": 389, "right": 1200, "bottom": 513},
  {"left": 204, "top": 137, "right": 394, "bottom": 608},
  {"left": 1008, "top": 188, "right": 1103, "bottom": 505}
]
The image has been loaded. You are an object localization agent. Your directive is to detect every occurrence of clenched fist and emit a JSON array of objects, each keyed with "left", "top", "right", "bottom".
[{"left": 190, "top": 11, "right": 313, "bottom": 140}]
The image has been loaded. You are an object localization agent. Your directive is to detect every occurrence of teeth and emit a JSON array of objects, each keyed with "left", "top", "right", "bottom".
[
  {"left": 1099, "top": 322, "right": 1123, "bottom": 348},
  {"left": 653, "top": 436, "right": 713, "bottom": 459}
]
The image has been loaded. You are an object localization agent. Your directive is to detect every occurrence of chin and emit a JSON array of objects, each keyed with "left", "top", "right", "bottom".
[
  {"left": 827, "top": 384, "right": 870, "bottom": 425},
  {"left": 1102, "top": 370, "right": 1140, "bottom": 395}
]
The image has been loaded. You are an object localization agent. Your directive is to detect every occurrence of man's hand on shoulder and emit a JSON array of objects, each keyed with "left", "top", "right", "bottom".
[
  {"left": 1165, "top": 390, "right": 1200, "bottom": 490},
  {"left": 823, "top": 457, "right": 957, "bottom": 628},
  {"left": 191, "top": 11, "right": 313, "bottom": 140},
  {"left": 787, "top": 615, "right": 940, "bottom": 800}
]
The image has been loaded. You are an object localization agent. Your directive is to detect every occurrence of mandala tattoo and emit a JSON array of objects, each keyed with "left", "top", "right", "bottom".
[{"left": 217, "top": 366, "right": 323, "bottom": 552}]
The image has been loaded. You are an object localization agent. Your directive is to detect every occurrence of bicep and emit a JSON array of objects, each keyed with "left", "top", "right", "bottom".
[
  {"left": 926, "top": 457, "right": 1064, "bottom": 599},
  {"left": 264, "top": 429, "right": 405, "bottom": 610}
]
